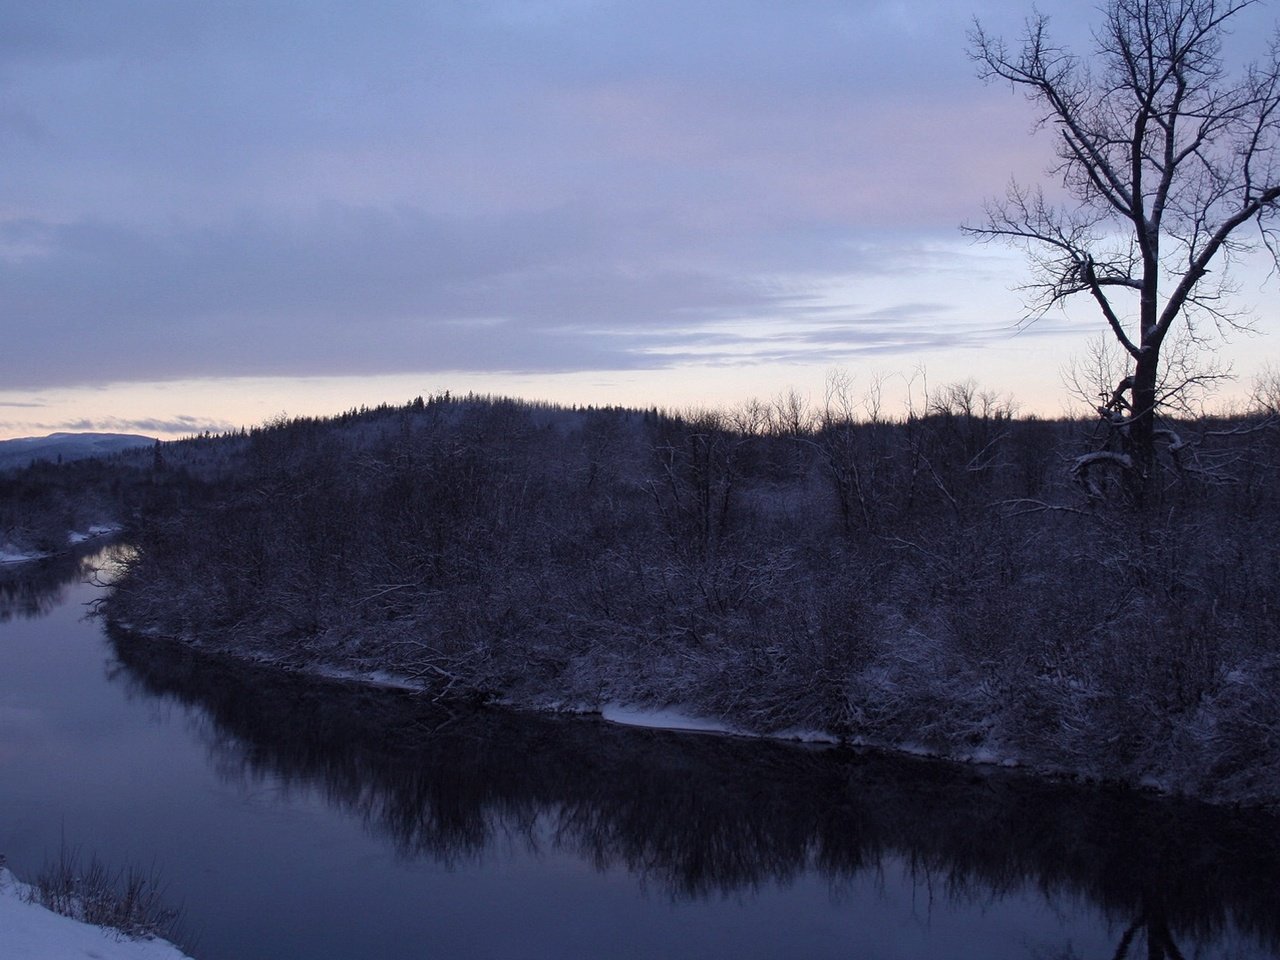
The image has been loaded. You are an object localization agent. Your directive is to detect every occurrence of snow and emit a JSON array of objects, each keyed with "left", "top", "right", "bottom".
[
  {"left": 0, "top": 546, "right": 46, "bottom": 565},
  {"left": 777, "top": 728, "right": 840, "bottom": 745},
  {"left": 600, "top": 704, "right": 841, "bottom": 745},
  {"left": 67, "top": 524, "right": 122, "bottom": 545},
  {"left": 601, "top": 703, "right": 736, "bottom": 734},
  {"left": 1, "top": 526, "right": 120, "bottom": 564},
  {"left": 0, "top": 868, "right": 194, "bottom": 960},
  {"left": 310, "top": 664, "right": 421, "bottom": 691}
]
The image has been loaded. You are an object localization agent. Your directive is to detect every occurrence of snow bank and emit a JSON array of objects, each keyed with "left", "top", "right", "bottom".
[
  {"left": 1, "top": 525, "right": 121, "bottom": 565},
  {"left": 0, "top": 546, "right": 46, "bottom": 565},
  {"left": 0, "top": 868, "right": 194, "bottom": 960},
  {"left": 599, "top": 704, "right": 838, "bottom": 744},
  {"left": 601, "top": 703, "right": 737, "bottom": 734},
  {"left": 68, "top": 524, "right": 123, "bottom": 546}
]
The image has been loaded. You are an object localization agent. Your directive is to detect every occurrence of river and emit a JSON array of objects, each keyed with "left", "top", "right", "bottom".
[{"left": 1, "top": 548, "right": 1277, "bottom": 959}]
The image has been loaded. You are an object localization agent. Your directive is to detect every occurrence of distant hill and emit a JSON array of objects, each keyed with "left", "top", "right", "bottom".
[{"left": 0, "top": 432, "right": 156, "bottom": 471}]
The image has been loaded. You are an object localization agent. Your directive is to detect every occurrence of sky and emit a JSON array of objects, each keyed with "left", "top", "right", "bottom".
[{"left": 1, "top": 0, "right": 1278, "bottom": 440}]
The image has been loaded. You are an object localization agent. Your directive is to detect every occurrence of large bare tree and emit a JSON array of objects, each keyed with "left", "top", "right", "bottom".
[{"left": 967, "top": 0, "right": 1280, "bottom": 499}]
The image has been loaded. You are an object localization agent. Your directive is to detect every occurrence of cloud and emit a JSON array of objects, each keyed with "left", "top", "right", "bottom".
[
  {"left": 5, "top": 0, "right": 1260, "bottom": 401},
  {"left": 57, "top": 415, "right": 236, "bottom": 436},
  {"left": 4, "top": 203, "right": 1037, "bottom": 389}
]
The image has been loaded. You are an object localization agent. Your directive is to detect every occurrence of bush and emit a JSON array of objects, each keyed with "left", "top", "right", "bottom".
[{"left": 27, "top": 844, "right": 185, "bottom": 944}]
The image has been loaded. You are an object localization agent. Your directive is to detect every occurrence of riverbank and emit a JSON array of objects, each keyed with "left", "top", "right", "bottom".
[
  {"left": 0, "top": 525, "right": 121, "bottom": 566},
  {"left": 104, "top": 620, "right": 1280, "bottom": 816},
  {"left": 0, "top": 868, "right": 192, "bottom": 960}
]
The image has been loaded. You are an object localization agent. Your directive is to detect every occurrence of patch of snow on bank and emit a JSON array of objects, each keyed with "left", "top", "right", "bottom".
[
  {"left": 68, "top": 524, "right": 122, "bottom": 546},
  {"left": 773, "top": 728, "right": 840, "bottom": 745},
  {"left": 0, "top": 546, "right": 46, "bottom": 565},
  {"left": 0, "top": 868, "right": 193, "bottom": 960},
  {"left": 310, "top": 664, "right": 422, "bottom": 692},
  {"left": 601, "top": 704, "right": 736, "bottom": 735},
  {"left": 600, "top": 705, "right": 840, "bottom": 745}
]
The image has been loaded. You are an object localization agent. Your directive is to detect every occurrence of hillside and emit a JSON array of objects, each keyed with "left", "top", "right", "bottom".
[
  {"left": 92, "top": 389, "right": 1280, "bottom": 807},
  {"left": 0, "top": 433, "right": 155, "bottom": 472}
]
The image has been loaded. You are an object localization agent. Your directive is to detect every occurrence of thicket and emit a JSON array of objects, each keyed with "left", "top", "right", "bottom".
[
  {"left": 0, "top": 459, "right": 139, "bottom": 555},
  {"left": 103, "top": 386, "right": 1280, "bottom": 805}
]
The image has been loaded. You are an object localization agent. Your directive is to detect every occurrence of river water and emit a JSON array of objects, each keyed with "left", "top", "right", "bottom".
[{"left": 1, "top": 549, "right": 1277, "bottom": 959}]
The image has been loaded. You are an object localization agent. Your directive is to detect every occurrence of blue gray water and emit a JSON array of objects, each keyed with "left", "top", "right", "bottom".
[{"left": 1, "top": 550, "right": 1276, "bottom": 959}]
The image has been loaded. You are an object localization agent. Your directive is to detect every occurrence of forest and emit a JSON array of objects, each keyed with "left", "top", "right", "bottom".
[{"left": 17, "top": 379, "right": 1265, "bottom": 808}]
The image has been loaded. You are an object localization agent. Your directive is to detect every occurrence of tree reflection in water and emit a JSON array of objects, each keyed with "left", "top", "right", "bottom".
[
  {"left": 108, "top": 628, "right": 1280, "bottom": 960},
  {"left": 0, "top": 545, "right": 112, "bottom": 622}
]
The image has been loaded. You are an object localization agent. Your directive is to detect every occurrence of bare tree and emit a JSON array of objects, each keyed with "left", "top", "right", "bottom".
[{"left": 967, "top": 0, "right": 1280, "bottom": 499}]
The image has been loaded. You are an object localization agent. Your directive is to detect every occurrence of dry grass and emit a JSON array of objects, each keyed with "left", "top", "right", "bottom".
[{"left": 26, "top": 843, "right": 186, "bottom": 945}]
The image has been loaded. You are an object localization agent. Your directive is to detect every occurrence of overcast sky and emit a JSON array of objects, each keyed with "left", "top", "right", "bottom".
[{"left": 2, "top": 0, "right": 1277, "bottom": 438}]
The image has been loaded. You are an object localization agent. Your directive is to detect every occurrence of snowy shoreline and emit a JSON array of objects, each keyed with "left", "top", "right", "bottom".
[
  {"left": 0, "top": 867, "right": 192, "bottom": 960},
  {"left": 0, "top": 525, "right": 121, "bottom": 566},
  {"left": 112, "top": 626, "right": 1267, "bottom": 815}
]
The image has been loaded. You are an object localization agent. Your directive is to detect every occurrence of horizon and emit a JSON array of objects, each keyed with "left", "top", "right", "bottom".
[{"left": 4, "top": 376, "right": 1272, "bottom": 450}]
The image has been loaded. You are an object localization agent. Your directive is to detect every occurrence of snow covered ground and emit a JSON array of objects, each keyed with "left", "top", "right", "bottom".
[
  {"left": 0, "top": 868, "right": 193, "bottom": 960},
  {"left": 68, "top": 524, "right": 121, "bottom": 545},
  {"left": 0, "top": 525, "right": 121, "bottom": 565},
  {"left": 0, "top": 546, "right": 45, "bottom": 565},
  {"left": 600, "top": 703, "right": 838, "bottom": 743},
  {"left": 601, "top": 703, "right": 738, "bottom": 734}
]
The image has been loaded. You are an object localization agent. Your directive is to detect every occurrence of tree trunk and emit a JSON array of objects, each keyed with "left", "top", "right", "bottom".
[{"left": 1129, "top": 349, "right": 1160, "bottom": 502}]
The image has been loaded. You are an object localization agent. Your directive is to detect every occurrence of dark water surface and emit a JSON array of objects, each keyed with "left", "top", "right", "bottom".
[{"left": 1, "top": 551, "right": 1277, "bottom": 959}]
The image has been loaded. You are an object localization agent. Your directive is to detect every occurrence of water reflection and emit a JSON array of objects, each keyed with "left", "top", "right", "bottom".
[
  {"left": 108, "top": 628, "right": 1280, "bottom": 959},
  {"left": 0, "top": 543, "right": 114, "bottom": 622}
]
